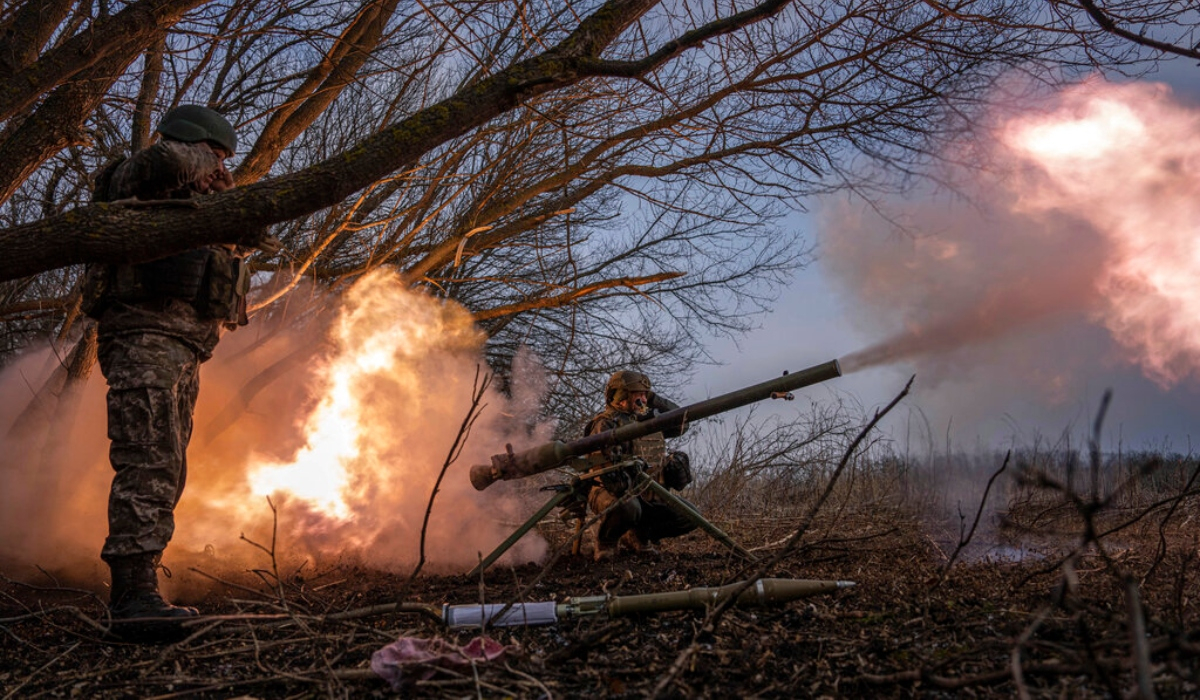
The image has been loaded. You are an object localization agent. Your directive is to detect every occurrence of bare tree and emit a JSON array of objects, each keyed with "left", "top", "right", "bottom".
[
  {"left": 0, "top": 0, "right": 1194, "bottom": 413},
  {"left": 1074, "top": 0, "right": 1200, "bottom": 61}
]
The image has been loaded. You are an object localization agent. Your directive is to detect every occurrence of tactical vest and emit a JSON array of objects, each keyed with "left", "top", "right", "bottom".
[
  {"left": 587, "top": 410, "right": 667, "bottom": 469},
  {"left": 81, "top": 156, "right": 249, "bottom": 326},
  {"left": 83, "top": 247, "right": 248, "bottom": 326},
  {"left": 632, "top": 432, "right": 667, "bottom": 469}
]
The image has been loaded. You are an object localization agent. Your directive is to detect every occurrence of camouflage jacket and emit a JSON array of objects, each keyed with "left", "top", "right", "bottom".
[
  {"left": 92, "top": 140, "right": 244, "bottom": 356},
  {"left": 99, "top": 140, "right": 226, "bottom": 202},
  {"left": 585, "top": 396, "right": 686, "bottom": 469}
]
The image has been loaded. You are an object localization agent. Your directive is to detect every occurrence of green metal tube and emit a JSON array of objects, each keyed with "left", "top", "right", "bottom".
[
  {"left": 466, "top": 489, "right": 573, "bottom": 578},
  {"left": 441, "top": 579, "right": 855, "bottom": 628},
  {"left": 639, "top": 478, "right": 754, "bottom": 561},
  {"left": 606, "top": 578, "right": 854, "bottom": 617}
]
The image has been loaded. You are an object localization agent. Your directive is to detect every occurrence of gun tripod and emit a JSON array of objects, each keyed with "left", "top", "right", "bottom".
[{"left": 468, "top": 460, "right": 757, "bottom": 578}]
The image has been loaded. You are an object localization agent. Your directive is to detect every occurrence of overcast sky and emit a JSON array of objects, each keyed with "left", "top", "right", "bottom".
[{"left": 697, "top": 62, "right": 1200, "bottom": 454}]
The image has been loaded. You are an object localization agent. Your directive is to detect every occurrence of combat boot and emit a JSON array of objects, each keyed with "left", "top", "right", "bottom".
[
  {"left": 619, "top": 530, "right": 659, "bottom": 556},
  {"left": 107, "top": 552, "right": 200, "bottom": 621},
  {"left": 593, "top": 540, "right": 617, "bottom": 561}
]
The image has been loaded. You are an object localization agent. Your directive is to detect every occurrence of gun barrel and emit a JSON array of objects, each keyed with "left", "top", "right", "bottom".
[{"left": 471, "top": 359, "right": 841, "bottom": 490}]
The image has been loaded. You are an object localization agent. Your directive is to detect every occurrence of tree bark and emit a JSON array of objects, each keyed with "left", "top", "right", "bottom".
[
  {"left": 0, "top": 0, "right": 76, "bottom": 78},
  {"left": 0, "top": 51, "right": 135, "bottom": 206},
  {"left": 0, "top": 0, "right": 210, "bottom": 123},
  {"left": 130, "top": 37, "right": 166, "bottom": 153}
]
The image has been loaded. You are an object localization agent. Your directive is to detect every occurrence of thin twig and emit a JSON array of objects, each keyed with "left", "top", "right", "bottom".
[
  {"left": 405, "top": 366, "right": 491, "bottom": 590},
  {"left": 2, "top": 640, "right": 82, "bottom": 700},
  {"left": 652, "top": 376, "right": 913, "bottom": 697},
  {"left": 937, "top": 451, "right": 1011, "bottom": 585},
  {"left": 238, "top": 497, "right": 289, "bottom": 610},
  {"left": 1124, "top": 575, "right": 1155, "bottom": 700},
  {"left": 504, "top": 661, "right": 553, "bottom": 700}
]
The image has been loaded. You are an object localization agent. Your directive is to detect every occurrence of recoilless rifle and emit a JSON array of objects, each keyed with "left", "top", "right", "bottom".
[{"left": 466, "top": 360, "right": 843, "bottom": 575}]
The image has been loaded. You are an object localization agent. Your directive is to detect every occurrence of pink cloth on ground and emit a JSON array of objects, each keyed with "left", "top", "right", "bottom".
[{"left": 370, "top": 635, "right": 516, "bottom": 690}]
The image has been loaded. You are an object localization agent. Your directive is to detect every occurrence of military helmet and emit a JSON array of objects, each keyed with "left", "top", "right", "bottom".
[
  {"left": 605, "top": 370, "right": 652, "bottom": 407},
  {"left": 156, "top": 105, "right": 237, "bottom": 153}
]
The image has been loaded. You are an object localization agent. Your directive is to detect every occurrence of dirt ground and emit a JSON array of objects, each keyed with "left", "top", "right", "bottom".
[{"left": 2, "top": 505, "right": 1198, "bottom": 699}]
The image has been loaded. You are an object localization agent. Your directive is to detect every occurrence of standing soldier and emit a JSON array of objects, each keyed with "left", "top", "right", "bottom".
[
  {"left": 86, "top": 105, "right": 279, "bottom": 628},
  {"left": 585, "top": 371, "right": 697, "bottom": 561}
]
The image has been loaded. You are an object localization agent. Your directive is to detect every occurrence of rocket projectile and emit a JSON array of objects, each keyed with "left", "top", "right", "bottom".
[{"left": 443, "top": 578, "right": 854, "bottom": 629}]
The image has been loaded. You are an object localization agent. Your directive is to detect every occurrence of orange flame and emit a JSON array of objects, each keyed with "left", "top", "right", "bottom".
[
  {"left": 179, "top": 270, "right": 551, "bottom": 570},
  {"left": 0, "top": 271, "right": 554, "bottom": 577},
  {"left": 246, "top": 272, "right": 480, "bottom": 520}
]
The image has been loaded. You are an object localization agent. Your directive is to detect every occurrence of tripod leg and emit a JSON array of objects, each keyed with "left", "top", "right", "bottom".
[
  {"left": 640, "top": 477, "right": 757, "bottom": 562},
  {"left": 468, "top": 490, "right": 573, "bottom": 578},
  {"left": 571, "top": 518, "right": 585, "bottom": 556}
]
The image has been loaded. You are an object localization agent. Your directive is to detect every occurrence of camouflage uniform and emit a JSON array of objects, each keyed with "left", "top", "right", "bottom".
[
  {"left": 94, "top": 140, "right": 241, "bottom": 562},
  {"left": 585, "top": 401, "right": 697, "bottom": 553}
]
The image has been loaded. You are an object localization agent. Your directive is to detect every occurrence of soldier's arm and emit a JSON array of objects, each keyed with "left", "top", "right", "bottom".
[
  {"left": 107, "top": 141, "right": 225, "bottom": 200},
  {"left": 587, "top": 416, "right": 620, "bottom": 436},
  {"left": 648, "top": 393, "right": 680, "bottom": 413}
]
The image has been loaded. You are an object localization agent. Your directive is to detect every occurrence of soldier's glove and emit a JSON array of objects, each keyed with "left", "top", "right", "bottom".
[
  {"left": 598, "top": 459, "right": 643, "bottom": 497},
  {"left": 661, "top": 451, "right": 693, "bottom": 490},
  {"left": 598, "top": 467, "right": 631, "bottom": 497}
]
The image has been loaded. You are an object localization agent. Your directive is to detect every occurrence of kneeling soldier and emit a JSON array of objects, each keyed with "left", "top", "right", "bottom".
[{"left": 585, "top": 371, "right": 697, "bottom": 561}]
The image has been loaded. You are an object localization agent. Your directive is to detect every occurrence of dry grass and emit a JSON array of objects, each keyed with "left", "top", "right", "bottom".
[{"left": 2, "top": 399, "right": 1199, "bottom": 698}]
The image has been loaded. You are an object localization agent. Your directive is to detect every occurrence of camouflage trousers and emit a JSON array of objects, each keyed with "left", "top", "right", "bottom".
[
  {"left": 588, "top": 486, "right": 698, "bottom": 547},
  {"left": 97, "top": 331, "right": 203, "bottom": 560}
]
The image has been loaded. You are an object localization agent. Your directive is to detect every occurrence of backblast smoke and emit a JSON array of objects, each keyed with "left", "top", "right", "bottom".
[{"left": 0, "top": 271, "right": 552, "bottom": 588}]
